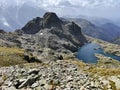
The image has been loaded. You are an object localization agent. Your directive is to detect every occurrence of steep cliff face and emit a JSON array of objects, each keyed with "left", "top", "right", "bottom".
[
  {"left": 42, "top": 12, "right": 63, "bottom": 29},
  {"left": 22, "top": 17, "right": 42, "bottom": 34},
  {"left": 22, "top": 12, "right": 63, "bottom": 34},
  {"left": 21, "top": 12, "right": 87, "bottom": 52}
]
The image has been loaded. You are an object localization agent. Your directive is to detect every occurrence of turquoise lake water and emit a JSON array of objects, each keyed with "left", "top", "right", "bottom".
[{"left": 77, "top": 43, "right": 120, "bottom": 63}]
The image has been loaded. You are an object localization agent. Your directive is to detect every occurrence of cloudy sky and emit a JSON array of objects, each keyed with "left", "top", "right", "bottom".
[{"left": 0, "top": 0, "right": 120, "bottom": 19}]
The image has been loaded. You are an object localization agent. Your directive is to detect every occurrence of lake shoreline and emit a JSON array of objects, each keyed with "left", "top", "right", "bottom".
[{"left": 77, "top": 42, "right": 120, "bottom": 63}]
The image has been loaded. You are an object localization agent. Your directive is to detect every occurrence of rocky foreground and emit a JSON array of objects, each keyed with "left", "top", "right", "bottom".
[{"left": 0, "top": 59, "right": 120, "bottom": 90}]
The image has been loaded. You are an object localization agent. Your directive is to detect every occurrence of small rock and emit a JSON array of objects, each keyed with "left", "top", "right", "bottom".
[
  {"left": 39, "top": 80, "right": 46, "bottom": 86},
  {"left": 4, "top": 81, "right": 12, "bottom": 87},
  {"left": 13, "top": 80, "right": 20, "bottom": 89},
  {"left": 1, "top": 86, "right": 17, "bottom": 90},
  {"left": 67, "top": 76, "right": 73, "bottom": 83},
  {"left": 44, "top": 84, "right": 53, "bottom": 90},
  {"left": 48, "top": 79, "right": 60, "bottom": 85},
  {"left": 28, "top": 69, "right": 39, "bottom": 75},
  {"left": 57, "top": 54, "right": 63, "bottom": 60},
  {"left": 18, "top": 75, "right": 39, "bottom": 88},
  {"left": 31, "top": 82, "right": 39, "bottom": 88},
  {"left": 80, "top": 86, "right": 86, "bottom": 90}
]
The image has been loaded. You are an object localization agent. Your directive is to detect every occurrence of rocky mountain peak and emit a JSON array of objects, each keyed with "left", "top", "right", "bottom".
[
  {"left": 21, "top": 17, "right": 42, "bottom": 34},
  {"left": 43, "top": 12, "right": 59, "bottom": 20},
  {"left": 21, "top": 12, "right": 63, "bottom": 34},
  {"left": 20, "top": 12, "right": 87, "bottom": 52},
  {"left": 42, "top": 12, "right": 62, "bottom": 28}
]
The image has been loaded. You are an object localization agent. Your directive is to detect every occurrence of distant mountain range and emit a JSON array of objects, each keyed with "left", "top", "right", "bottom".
[
  {"left": 75, "top": 15, "right": 120, "bottom": 27},
  {"left": 101, "top": 23, "right": 120, "bottom": 40},
  {"left": 65, "top": 18, "right": 120, "bottom": 42}
]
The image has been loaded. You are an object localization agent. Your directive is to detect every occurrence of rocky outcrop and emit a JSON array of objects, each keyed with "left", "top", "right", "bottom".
[
  {"left": 1, "top": 60, "right": 120, "bottom": 90},
  {"left": 0, "top": 31, "right": 21, "bottom": 47},
  {"left": 22, "top": 17, "right": 42, "bottom": 34},
  {"left": 42, "top": 12, "right": 63, "bottom": 29},
  {"left": 22, "top": 12, "right": 63, "bottom": 34},
  {"left": 0, "top": 60, "right": 106, "bottom": 90}
]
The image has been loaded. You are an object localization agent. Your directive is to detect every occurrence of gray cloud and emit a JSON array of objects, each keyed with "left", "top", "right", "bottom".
[
  {"left": 1, "top": 0, "right": 120, "bottom": 8},
  {"left": 0, "top": 0, "right": 120, "bottom": 19}
]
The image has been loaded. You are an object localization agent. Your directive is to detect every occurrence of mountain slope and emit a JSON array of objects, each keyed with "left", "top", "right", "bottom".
[
  {"left": 66, "top": 18, "right": 112, "bottom": 41},
  {"left": 75, "top": 15, "right": 114, "bottom": 26},
  {"left": 19, "top": 12, "right": 87, "bottom": 52},
  {"left": 66, "top": 18, "right": 120, "bottom": 42},
  {"left": 101, "top": 23, "right": 120, "bottom": 40},
  {"left": 113, "top": 36, "right": 120, "bottom": 45}
]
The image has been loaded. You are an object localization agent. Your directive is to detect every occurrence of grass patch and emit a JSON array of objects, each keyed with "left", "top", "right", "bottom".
[
  {"left": 64, "top": 58, "right": 120, "bottom": 76},
  {"left": 2, "top": 74, "right": 8, "bottom": 81},
  {"left": 63, "top": 59, "right": 93, "bottom": 73},
  {"left": 109, "top": 80, "right": 117, "bottom": 90},
  {"left": 0, "top": 46, "right": 27, "bottom": 66},
  {"left": 95, "top": 54, "right": 120, "bottom": 69},
  {"left": 85, "top": 67, "right": 120, "bottom": 76}
]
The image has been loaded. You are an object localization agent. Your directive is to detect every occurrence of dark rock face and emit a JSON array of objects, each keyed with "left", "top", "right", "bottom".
[
  {"left": 0, "top": 29, "right": 6, "bottom": 34},
  {"left": 22, "top": 12, "right": 63, "bottom": 34},
  {"left": 20, "top": 12, "right": 87, "bottom": 52},
  {"left": 42, "top": 12, "right": 63, "bottom": 29},
  {"left": 22, "top": 17, "right": 42, "bottom": 34}
]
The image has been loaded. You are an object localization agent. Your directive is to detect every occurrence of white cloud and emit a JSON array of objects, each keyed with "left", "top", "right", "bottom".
[
  {"left": 0, "top": 0, "right": 120, "bottom": 8},
  {"left": 0, "top": 17, "right": 10, "bottom": 26},
  {"left": 67, "top": 0, "right": 120, "bottom": 8},
  {"left": 0, "top": 0, "right": 120, "bottom": 19}
]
